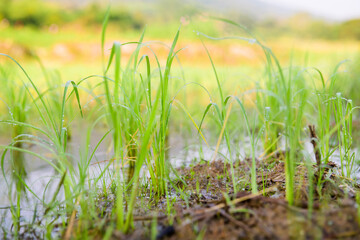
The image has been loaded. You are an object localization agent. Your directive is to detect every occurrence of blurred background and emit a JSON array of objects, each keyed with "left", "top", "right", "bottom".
[{"left": 0, "top": 0, "right": 359, "bottom": 102}]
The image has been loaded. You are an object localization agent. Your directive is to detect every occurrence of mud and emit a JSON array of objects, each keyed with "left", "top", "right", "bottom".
[{"left": 62, "top": 157, "right": 360, "bottom": 240}]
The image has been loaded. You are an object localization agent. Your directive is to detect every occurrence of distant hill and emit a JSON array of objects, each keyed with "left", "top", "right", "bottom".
[{"left": 47, "top": 0, "right": 295, "bottom": 20}]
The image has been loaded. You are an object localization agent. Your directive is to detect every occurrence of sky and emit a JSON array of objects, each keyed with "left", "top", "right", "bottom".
[{"left": 261, "top": 0, "right": 360, "bottom": 21}]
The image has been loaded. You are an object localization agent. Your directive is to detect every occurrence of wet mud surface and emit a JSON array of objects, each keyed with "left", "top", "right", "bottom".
[{"left": 61, "top": 156, "right": 360, "bottom": 240}]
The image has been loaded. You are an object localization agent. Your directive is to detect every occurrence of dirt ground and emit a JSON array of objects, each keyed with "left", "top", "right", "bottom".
[{"left": 84, "top": 156, "right": 360, "bottom": 240}]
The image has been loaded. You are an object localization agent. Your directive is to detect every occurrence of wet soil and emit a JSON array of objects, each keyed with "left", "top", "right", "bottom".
[{"left": 63, "top": 156, "right": 360, "bottom": 240}]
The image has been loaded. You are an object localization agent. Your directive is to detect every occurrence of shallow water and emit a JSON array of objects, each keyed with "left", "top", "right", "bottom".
[
  {"left": 0, "top": 130, "right": 359, "bottom": 236},
  {"left": 0, "top": 125, "right": 115, "bottom": 235}
]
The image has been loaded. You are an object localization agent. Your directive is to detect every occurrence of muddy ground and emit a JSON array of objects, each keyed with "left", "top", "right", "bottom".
[{"left": 62, "top": 154, "right": 360, "bottom": 240}]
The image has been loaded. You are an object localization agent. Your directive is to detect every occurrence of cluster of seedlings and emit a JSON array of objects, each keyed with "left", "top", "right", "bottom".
[{"left": 0, "top": 14, "right": 359, "bottom": 239}]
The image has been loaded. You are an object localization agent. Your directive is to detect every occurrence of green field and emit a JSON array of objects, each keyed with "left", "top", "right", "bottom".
[{"left": 1, "top": 2, "right": 360, "bottom": 239}]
